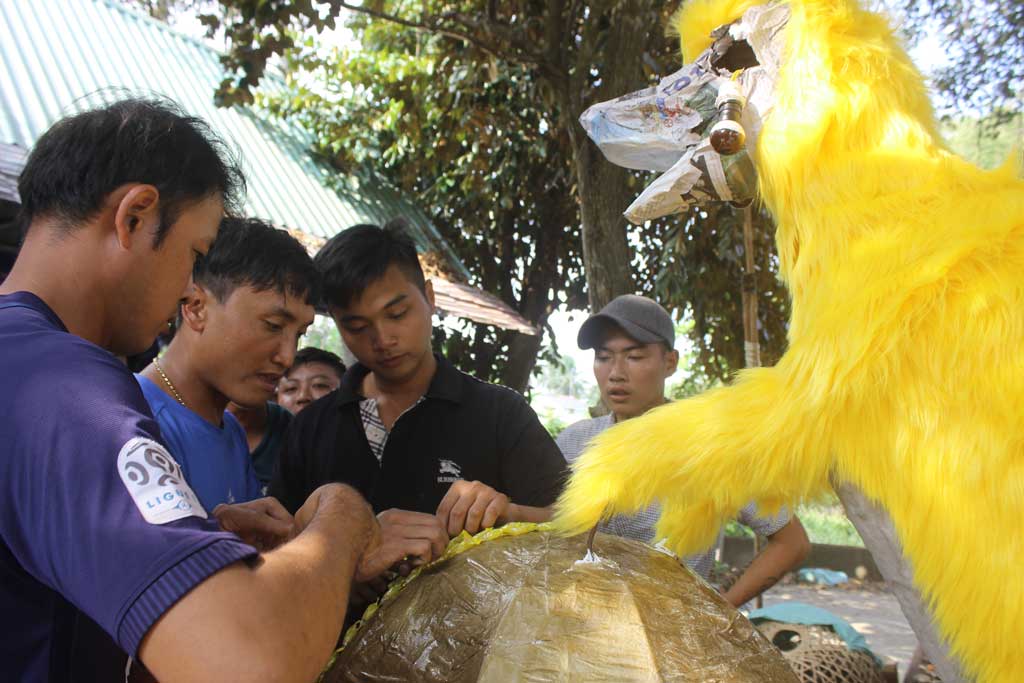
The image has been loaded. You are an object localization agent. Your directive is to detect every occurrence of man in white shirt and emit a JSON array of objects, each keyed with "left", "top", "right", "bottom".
[{"left": 558, "top": 294, "right": 810, "bottom": 606}]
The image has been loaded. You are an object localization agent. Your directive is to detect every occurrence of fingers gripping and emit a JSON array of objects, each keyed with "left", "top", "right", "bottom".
[
  {"left": 437, "top": 480, "right": 508, "bottom": 536},
  {"left": 481, "top": 497, "right": 504, "bottom": 530},
  {"left": 464, "top": 496, "right": 491, "bottom": 534}
]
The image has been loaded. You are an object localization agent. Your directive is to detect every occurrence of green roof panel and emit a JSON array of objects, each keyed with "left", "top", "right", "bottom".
[{"left": 0, "top": 0, "right": 469, "bottom": 279}]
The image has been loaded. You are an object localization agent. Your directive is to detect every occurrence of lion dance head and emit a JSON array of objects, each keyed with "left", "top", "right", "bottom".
[{"left": 558, "top": 1, "right": 1024, "bottom": 680}]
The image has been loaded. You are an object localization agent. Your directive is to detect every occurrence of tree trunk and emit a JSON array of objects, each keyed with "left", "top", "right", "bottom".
[
  {"left": 573, "top": 140, "right": 636, "bottom": 312},
  {"left": 739, "top": 204, "right": 764, "bottom": 610},
  {"left": 740, "top": 205, "right": 762, "bottom": 369},
  {"left": 834, "top": 482, "right": 967, "bottom": 682},
  {"left": 468, "top": 321, "right": 500, "bottom": 381},
  {"left": 501, "top": 276, "right": 556, "bottom": 393},
  {"left": 500, "top": 330, "right": 544, "bottom": 394},
  {"left": 561, "top": 1, "right": 656, "bottom": 313}
]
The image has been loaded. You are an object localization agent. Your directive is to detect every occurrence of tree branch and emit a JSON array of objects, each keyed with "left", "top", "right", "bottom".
[
  {"left": 444, "top": 9, "right": 548, "bottom": 67},
  {"left": 544, "top": 0, "right": 566, "bottom": 76},
  {"left": 337, "top": 1, "right": 543, "bottom": 67}
]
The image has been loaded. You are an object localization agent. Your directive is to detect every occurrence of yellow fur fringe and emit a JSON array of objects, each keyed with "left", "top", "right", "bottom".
[
  {"left": 556, "top": 1, "right": 1024, "bottom": 680},
  {"left": 669, "top": 0, "right": 763, "bottom": 61}
]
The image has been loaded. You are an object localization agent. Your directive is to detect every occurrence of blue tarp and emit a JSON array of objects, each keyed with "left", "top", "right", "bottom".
[
  {"left": 797, "top": 567, "right": 850, "bottom": 586},
  {"left": 747, "top": 601, "right": 882, "bottom": 666}
]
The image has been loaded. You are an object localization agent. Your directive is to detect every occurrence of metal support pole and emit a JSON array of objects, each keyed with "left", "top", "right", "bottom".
[{"left": 739, "top": 204, "right": 764, "bottom": 609}]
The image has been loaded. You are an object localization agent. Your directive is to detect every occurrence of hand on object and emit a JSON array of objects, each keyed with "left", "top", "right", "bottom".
[
  {"left": 213, "top": 497, "right": 296, "bottom": 551},
  {"left": 436, "top": 479, "right": 510, "bottom": 537},
  {"left": 348, "top": 576, "right": 391, "bottom": 611},
  {"left": 357, "top": 508, "right": 448, "bottom": 582},
  {"left": 293, "top": 483, "right": 382, "bottom": 576}
]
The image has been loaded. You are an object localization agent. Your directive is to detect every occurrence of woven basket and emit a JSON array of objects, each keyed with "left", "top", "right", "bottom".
[
  {"left": 757, "top": 621, "right": 846, "bottom": 653},
  {"left": 756, "top": 622, "right": 884, "bottom": 683}
]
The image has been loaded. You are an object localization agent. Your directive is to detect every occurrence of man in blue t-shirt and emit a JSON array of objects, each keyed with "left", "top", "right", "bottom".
[
  {"left": 138, "top": 376, "right": 260, "bottom": 508},
  {"left": 137, "top": 217, "right": 318, "bottom": 510},
  {"left": 0, "top": 99, "right": 445, "bottom": 683}
]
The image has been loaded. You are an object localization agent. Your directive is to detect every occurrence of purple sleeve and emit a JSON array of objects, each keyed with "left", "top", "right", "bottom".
[{"left": 0, "top": 343, "right": 257, "bottom": 656}]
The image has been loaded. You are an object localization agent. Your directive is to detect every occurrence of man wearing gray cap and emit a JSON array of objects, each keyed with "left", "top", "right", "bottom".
[{"left": 557, "top": 294, "right": 809, "bottom": 606}]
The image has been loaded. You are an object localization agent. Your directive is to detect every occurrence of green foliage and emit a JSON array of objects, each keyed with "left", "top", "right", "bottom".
[
  {"left": 258, "top": 12, "right": 591, "bottom": 388},
  {"left": 667, "top": 373, "right": 712, "bottom": 401},
  {"left": 725, "top": 503, "right": 864, "bottom": 548},
  {"left": 116, "top": 0, "right": 173, "bottom": 20},
  {"left": 536, "top": 356, "right": 587, "bottom": 399},
  {"left": 655, "top": 204, "right": 791, "bottom": 382},
  {"left": 943, "top": 111, "right": 1024, "bottom": 169},
  {"left": 796, "top": 504, "right": 865, "bottom": 548},
  {"left": 299, "top": 315, "right": 346, "bottom": 359},
  {"left": 539, "top": 411, "right": 569, "bottom": 439},
  {"left": 200, "top": 0, "right": 792, "bottom": 386},
  {"left": 667, "top": 320, "right": 719, "bottom": 399},
  {"left": 896, "top": 0, "right": 1022, "bottom": 124},
  {"left": 203, "top": 0, "right": 677, "bottom": 326},
  {"left": 723, "top": 520, "right": 755, "bottom": 539}
]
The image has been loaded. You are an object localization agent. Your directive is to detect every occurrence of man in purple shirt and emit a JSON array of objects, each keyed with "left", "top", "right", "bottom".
[{"left": 0, "top": 99, "right": 445, "bottom": 682}]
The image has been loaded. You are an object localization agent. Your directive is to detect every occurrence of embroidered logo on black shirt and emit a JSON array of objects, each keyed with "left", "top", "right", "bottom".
[{"left": 438, "top": 458, "right": 462, "bottom": 483}]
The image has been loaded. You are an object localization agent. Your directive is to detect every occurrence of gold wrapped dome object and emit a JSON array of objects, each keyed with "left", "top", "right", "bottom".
[{"left": 324, "top": 524, "right": 798, "bottom": 682}]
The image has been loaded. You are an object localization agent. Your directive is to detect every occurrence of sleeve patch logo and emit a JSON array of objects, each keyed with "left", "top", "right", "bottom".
[{"left": 117, "top": 437, "right": 208, "bottom": 524}]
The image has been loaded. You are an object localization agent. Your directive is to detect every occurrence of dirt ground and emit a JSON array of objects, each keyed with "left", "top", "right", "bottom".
[{"left": 760, "top": 582, "right": 919, "bottom": 678}]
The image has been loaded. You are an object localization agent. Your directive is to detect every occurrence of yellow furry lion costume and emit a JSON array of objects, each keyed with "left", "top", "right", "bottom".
[{"left": 555, "top": 1, "right": 1024, "bottom": 680}]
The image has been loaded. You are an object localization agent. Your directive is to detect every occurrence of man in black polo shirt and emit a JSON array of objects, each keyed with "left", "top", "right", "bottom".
[{"left": 271, "top": 221, "right": 567, "bottom": 544}]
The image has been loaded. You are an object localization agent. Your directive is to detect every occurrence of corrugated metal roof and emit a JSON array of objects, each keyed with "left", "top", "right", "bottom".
[
  {"left": 284, "top": 227, "right": 538, "bottom": 335},
  {"left": 0, "top": 0, "right": 468, "bottom": 279},
  {"left": 0, "top": 0, "right": 538, "bottom": 334},
  {"left": 0, "top": 142, "right": 26, "bottom": 204},
  {"left": 431, "top": 279, "right": 538, "bottom": 335}
]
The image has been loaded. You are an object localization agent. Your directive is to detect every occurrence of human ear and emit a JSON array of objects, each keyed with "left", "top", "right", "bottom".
[
  {"left": 180, "top": 283, "right": 209, "bottom": 333},
  {"left": 423, "top": 279, "right": 436, "bottom": 312},
  {"left": 112, "top": 184, "right": 161, "bottom": 250},
  {"left": 665, "top": 349, "right": 680, "bottom": 377}
]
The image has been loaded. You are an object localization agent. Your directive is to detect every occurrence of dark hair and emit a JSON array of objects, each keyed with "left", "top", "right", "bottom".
[
  {"left": 314, "top": 217, "right": 425, "bottom": 309},
  {"left": 18, "top": 97, "right": 244, "bottom": 245},
  {"left": 195, "top": 217, "right": 321, "bottom": 305},
  {"left": 287, "top": 346, "right": 346, "bottom": 380}
]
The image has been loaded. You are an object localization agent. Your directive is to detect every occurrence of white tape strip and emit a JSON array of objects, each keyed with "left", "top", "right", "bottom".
[{"left": 705, "top": 152, "right": 733, "bottom": 202}]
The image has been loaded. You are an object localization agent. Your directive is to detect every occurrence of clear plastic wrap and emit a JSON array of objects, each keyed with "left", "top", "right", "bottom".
[
  {"left": 578, "top": 2, "right": 790, "bottom": 223},
  {"left": 323, "top": 524, "right": 797, "bottom": 682}
]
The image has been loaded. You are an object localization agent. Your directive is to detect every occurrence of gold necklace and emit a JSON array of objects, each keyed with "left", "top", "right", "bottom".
[{"left": 153, "top": 357, "right": 186, "bottom": 407}]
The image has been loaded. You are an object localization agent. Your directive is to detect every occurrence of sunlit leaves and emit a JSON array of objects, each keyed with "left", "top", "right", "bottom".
[
  {"left": 208, "top": 0, "right": 790, "bottom": 385},
  {"left": 898, "top": 0, "right": 1022, "bottom": 124}
]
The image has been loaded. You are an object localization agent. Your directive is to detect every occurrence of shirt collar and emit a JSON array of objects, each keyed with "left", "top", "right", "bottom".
[
  {"left": 336, "top": 353, "right": 464, "bottom": 408},
  {"left": 0, "top": 291, "right": 68, "bottom": 332},
  {"left": 425, "top": 354, "right": 463, "bottom": 403}
]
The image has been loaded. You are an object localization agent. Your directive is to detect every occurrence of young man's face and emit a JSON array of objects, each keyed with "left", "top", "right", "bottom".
[
  {"left": 277, "top": 361, "right": 342, "bottom": 414},
  {"left": 330, "top": 264, "right": 435, "bottom": 385},
  {"left": 593, "top": 328, "right": 679, "bottom": 421},
  {"left": 196, "top": 285, "right": 315, "bottom": 408},
  {"left": 118, "top": 195, "right": 223, "bottom": 355}
]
